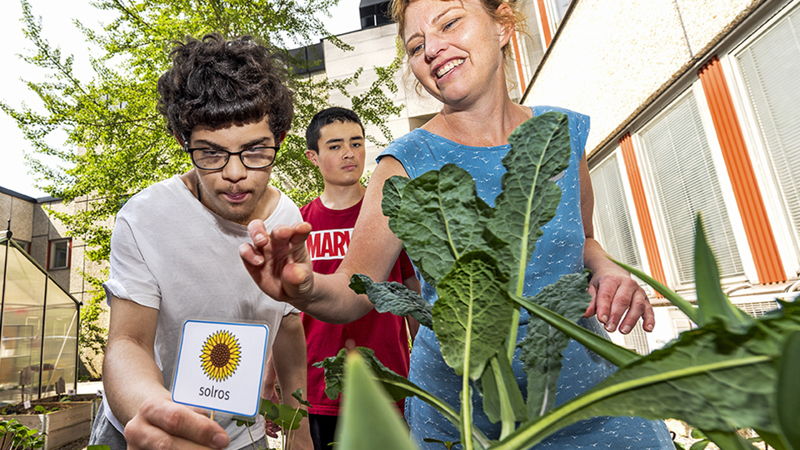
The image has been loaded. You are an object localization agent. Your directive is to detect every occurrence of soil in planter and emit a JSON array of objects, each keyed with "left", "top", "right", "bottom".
[{"left": 1, "top": 394, "right": 100, "bottom": 415}]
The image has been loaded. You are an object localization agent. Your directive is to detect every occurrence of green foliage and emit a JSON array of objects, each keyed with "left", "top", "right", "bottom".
[
  {"left": 433, "top": 252, "right": 513, "bottom": 381},
  {"left": 486, "top": 111, "right": 571, "bottom": 293},
  {"left": 332, "top": 111, "right": 799, "bottom": 450},
  {"left": 2, "top": 0, "right": 402, "bottom": 269},
  {"left": 383, "top": 164, "right": 497, "bottom": 288},
  {"left": 235, "top": 389, "right": 308, "bottom": 450},
  {"left": 335, "top": 352, "right": 416, "bottom": 450},
  {"left": 778, "top": 332, "right": 800, "bottom": 449},
  {"left": 0, "top": 419, "right": 45, "bottom": 450},
  {"left": 76, "top": 269, "right": 108, "bottom": 378},
  {"left": 518, "top": 271, "right": 591, "bottom": 417},
  {"left": 350, "top": 274, "right": 432, "bottom": 328}
]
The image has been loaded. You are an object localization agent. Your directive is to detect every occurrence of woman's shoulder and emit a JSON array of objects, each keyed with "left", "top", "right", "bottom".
[
  {"left": 530, "top": 105, "right": 590, "bottom": 154},
  {"left": 384, "top": 128, "right": 436, "bottom": 152},
  {"left": 530, "top": 105, "right": 589, "bottom": 126}
]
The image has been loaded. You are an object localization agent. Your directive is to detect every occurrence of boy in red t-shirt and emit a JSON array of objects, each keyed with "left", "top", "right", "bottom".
[{"left": 301, "top": 107, "right": 419, "bottom": 449}]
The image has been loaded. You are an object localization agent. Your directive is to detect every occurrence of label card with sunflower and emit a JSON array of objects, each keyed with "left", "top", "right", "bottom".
[{"left": 171, "top": 320, "right": 269, "bottom": 417}]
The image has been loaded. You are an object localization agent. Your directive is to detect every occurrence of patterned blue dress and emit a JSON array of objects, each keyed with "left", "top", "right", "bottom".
[{"left": 378, "top": 106, "right": 673, "bottom": 449}]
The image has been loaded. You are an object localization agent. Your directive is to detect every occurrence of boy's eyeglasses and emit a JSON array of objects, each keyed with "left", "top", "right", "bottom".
[{"left": 187, "top": 146, "right": 279, "bottom": 170}]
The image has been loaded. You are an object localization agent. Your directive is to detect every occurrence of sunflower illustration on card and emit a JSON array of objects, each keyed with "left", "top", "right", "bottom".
[{"left": 172, "top": 320, "right": 269, "bottom": 417}]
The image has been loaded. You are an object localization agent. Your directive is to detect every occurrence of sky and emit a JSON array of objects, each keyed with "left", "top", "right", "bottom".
[{"left": 0, "top": 0, "right": 362, "bottom": 198}]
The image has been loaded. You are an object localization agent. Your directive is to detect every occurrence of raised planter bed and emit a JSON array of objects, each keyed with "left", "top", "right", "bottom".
[{"left": 1, "top": 395, "right": 99, "bottom": 450}]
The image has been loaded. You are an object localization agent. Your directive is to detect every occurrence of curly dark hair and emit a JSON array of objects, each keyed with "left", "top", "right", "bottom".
[{"left": 157, "top": 33, "right": 294, "bottom": 145}]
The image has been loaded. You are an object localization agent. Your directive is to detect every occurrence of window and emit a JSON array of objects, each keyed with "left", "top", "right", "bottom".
[
  {"left": 622, "top": 322, "right": 650, "bottom": 355},
  {"left": 638, "top": 91, "right": 744, "bottom": 286},
  {"left": 547, "top": 0, "right": 572, "bottom": 28},
  {"left": 734, "top": 2, "right": 800, "bottom": 257},
  {"left": 48, "top": 239, "right": 71, "bottom": 270},
  {"left": 591, "top": 152, "right": 642, "bottom": 272}
]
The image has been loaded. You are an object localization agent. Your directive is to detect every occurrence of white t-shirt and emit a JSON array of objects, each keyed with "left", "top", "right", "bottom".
[{"left": 102, "top": 175, "right": 301, "bottom": 448}]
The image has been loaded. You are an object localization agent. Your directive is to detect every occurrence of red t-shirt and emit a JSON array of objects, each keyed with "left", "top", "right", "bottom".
[{"left": 300, "top": 197, "right": 414, "bottom": 416}]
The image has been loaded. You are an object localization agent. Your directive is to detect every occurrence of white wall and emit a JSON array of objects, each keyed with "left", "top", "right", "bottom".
[{"left": 524, "top": 0, "right": 764, "bottom": 154}]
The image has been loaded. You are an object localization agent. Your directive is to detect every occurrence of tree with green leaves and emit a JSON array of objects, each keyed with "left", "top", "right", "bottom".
[{"left": 1, "top": 0, "right": 403, "bottom": 370}]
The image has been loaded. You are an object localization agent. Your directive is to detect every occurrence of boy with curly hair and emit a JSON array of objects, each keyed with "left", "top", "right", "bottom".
[{"left": 89, "top": 33, "right": 311, "bottom": 450}]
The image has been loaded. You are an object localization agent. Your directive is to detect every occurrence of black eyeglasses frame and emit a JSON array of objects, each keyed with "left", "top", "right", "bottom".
[{"left": 185, "top": 146, "right": 280, "bottom": 171}]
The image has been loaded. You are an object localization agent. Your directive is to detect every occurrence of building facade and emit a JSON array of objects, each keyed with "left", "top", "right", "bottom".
[{"left": 524, "top": 0, "right": 800, "bottom": 351}]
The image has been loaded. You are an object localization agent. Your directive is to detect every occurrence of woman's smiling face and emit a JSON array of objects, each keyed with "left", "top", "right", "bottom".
[{"left": 403, "top": 0, "right": 512, "bottom": 107}]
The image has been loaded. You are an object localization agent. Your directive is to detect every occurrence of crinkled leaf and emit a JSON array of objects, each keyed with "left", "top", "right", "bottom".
[
  {"left": 487, "top": 112, "right": 571, "bottom": 292},
  {"left": 518, "top": 272, "right": 593, "bottom": 417},
  {"left": 481, "top": 350, "right": 527, "bottom": 424},
  {"left": 350, "top": 273, "right": 432, "bottom": 329},
  {"left": 382, "top": 175, "right": 410, "bottom": 226},
  {"left": 778, "top": 330, "right": 800, "bottom": 450},
  {"left": 385, "top": 164, "right": 496, "bottom": 286},
  {"left": 694, "top": 216, "right": 754, "bottom": 334},
  {"left": 433, "top": 251, "right": 514, "bottom": 380},
  {"left": 494, "top": 301, "right": 800, "bottom": 450},
  {"left": 315, "top": 347, "right": 419, "bottom": 405},
  {"left": 337, "top": 352, "right": 417, "bottom": 450}
]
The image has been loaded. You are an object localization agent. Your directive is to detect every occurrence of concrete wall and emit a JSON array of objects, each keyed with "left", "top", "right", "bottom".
[{"left": 524, "top": 0, "right": 765, "bottom": 154}]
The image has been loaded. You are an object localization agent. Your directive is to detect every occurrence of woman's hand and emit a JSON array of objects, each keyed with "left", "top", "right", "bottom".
[{"left": 583, "top": 259, "right": 655, "bottom": 334}]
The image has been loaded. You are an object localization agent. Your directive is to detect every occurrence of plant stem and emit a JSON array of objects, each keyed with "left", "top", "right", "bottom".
[{"left": 491, "top": 358, "right": 516, "bottom": 439}]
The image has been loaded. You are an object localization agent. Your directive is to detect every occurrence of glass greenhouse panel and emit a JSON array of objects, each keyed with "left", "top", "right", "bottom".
[
  {"left": 41, "top": 278, "right": 79, "bottom": 397},
  {"left": 1, "top": 244, "right": 46, "bottom": 403}
]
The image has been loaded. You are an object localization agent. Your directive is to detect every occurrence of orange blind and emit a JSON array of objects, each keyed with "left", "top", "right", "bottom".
[
  {"left": 698, "top": 56, "right": 785, "bottom": 284},
  {"left": 619, "top": 134, "right": 668, "bottom": 290},
  {"left": 537, "top": 0, "right": 552, "bottom": 47}
]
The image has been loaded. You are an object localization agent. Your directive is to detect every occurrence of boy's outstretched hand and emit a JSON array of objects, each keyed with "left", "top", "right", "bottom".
[{"left": 239, "top": 220, "right": 315, "bottom": 309}]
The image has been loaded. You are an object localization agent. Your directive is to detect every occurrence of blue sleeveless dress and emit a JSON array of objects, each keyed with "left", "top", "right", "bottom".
[{"left": 378, "top": 106, "right": 672, "bottom": 449}]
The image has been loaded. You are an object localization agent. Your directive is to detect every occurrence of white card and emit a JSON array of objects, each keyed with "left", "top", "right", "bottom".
[{"left": 172, "top": 320, "right": 269, "bottom": 417}]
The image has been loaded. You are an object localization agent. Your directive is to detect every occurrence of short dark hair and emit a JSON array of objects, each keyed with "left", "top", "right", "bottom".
[
  {"left": 157, "top": 33, "right": 294, "bottom": 145},
  {"left": 305, "top": 107, "right": 364, "bottom": 153}
]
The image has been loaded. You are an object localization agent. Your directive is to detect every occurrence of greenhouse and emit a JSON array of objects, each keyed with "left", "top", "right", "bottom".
[{"left": 0, "top": 231, "right": 80, "bottom": 405}]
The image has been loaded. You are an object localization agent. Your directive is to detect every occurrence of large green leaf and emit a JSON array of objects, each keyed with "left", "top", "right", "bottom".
[
  {"left": 350, "top": 273, "right": 433, "bottom": 329},
  {"left": 336, "top": 352, "right": 418, "bottom": 450},
  {"left": 491, "top": 301, "right": 800, "bottom": 450},
  {"left": 518, "top": 272, "right": 593, "bottom": 417},
  {"left": 699, "top": 430, "right": 758, "bottom": 450},
  {"left": 778, "top": 330, "right": 800, "bottom": 450},
  {"left": 694, "top": 217, "right": 754, "bottom": 334},
  {"left": 384, "top": 164, "right": 498, "bottom": 287},
  {"left": 487, "top": 111, "right": 571, "bottom": 294},
  {"left": 433, "top": 251, "right": 514, "bottom": 380}
]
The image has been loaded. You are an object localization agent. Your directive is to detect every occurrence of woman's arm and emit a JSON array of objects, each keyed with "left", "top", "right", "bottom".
[
  {"left": 240, "top": 157, "right": 409, "bottom": 323},
  {"left": 579, "top": 156, "right": 656, "bottom": 335}
]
